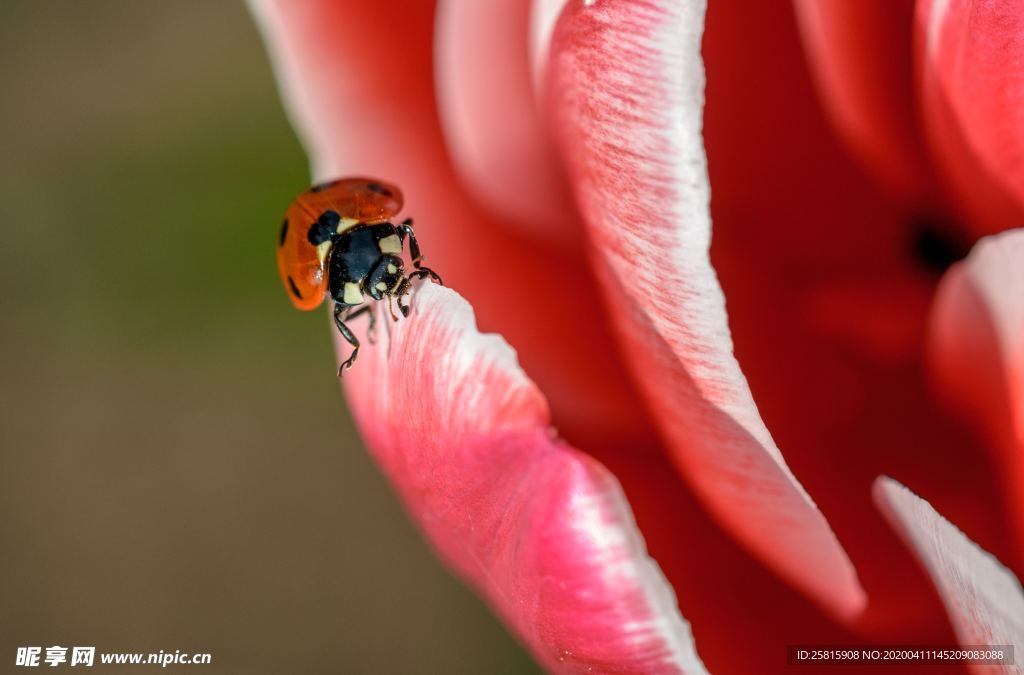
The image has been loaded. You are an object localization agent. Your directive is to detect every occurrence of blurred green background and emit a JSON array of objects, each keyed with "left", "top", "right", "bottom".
[{"left": 0, "top": 2, "right": 539, "bottom": 672}]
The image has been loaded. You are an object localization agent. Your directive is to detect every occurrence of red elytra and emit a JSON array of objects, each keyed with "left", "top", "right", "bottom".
[{"left": 276, "top": 177, "right": 404, "bottom": 310}]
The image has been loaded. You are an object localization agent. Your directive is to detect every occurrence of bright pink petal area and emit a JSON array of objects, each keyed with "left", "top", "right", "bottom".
[
  {"left": 435, "top": 0, "right": 577, "bottom": 247},
  {"left": 337, "top": 284, "right": 707, "bottom": 675},
  {"left": 917, "top": 0, "right": 1024, "bottom": 237},
  {"left": 874, "top": 477, "right": 1024, "bottom": 671},
  {"left": 928, "top": 230, "right": 1024, "bottom": 552},
  {"left": 545, "top": 0, "right": 864, "bottom": 620},
  {"left": 248, "top": 0, "right": 653, "bottom": 453},
  {"left": 792, "top": 0, "right": 933, "bottom": 205}
]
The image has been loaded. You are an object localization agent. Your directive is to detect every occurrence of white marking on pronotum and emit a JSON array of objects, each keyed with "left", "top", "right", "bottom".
[
  {"left": 337, "top": 217, "right": 359, "bottom": 234},
  {"left": 343, "top": 282, "right": 364, "bottom": 304},
  {"left": 379, "top": 234, "right": 401, "bottom": 254}
]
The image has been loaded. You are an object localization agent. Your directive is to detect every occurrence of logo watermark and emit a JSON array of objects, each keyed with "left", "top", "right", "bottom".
[{"left": 16, "top": 647, "right": 212, "bottom": 668}]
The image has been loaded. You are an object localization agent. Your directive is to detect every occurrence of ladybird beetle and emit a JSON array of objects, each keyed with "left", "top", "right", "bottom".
[{"left": 276, "top": 177, "right": 442, "bottom": 374}]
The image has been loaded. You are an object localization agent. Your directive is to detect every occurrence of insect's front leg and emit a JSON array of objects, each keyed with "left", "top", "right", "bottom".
[
  {"left": 333, "top": 303, "right": 361, "bottom": 375},
  {"left": 394, "top": 277, "right": 412, "bottom": 317},
  {"left": 397, "top": 219, "right": 443, "bottom": 285}
]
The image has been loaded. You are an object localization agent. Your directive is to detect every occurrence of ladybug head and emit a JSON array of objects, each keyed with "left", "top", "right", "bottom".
[{"left": 366, "top": 254, "right": 406, "bottom": 301}]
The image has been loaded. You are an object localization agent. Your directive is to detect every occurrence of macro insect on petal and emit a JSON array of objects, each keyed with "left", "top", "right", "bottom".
[{"left": 276, "top": 177, "right": 442, "bottom": 373}]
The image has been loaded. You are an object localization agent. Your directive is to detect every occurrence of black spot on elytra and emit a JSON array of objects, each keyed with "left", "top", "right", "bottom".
[
  {"left": 287, "top": 276, "right": 303, "bottom": 299},
  {"left": 308, "top": 210, "right": 341, "bottom": 245},
  {"left": 366, "top": 182, "right": 393, "bottom": 197},
  {"left": 909, "top": 215, "right": 971, "bottom": 274},
  {"left": 310, "top": 180, "right": 338, "bottom": 193},
  {"left": 278, "top": 218, "right": 289, "bottom": 247}
]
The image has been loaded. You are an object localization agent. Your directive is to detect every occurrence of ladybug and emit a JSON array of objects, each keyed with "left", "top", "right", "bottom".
[{"left": 276, "top": 177, "right": 442, "bottom": 374}]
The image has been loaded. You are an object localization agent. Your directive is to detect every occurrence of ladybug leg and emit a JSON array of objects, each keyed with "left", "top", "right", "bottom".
[
  {"left": 398, "top": 219, "right": 443, "bottom": 285},
  {"left": 409, "top": 267, "right": 442, "bottom": 284},
  {"left": 344, "top": 304, "right": 376, "bottom": 344},
  {"left": 333, "top": 303, "right": 360, "bottom": 375},
  {"left": 397, "top": 219, "right": 420, "bottom": 262},
  {"left": 385, "top": 294, "right": 399, "bottom": 322},
  {"left": 394, "top": 277, "right": 412, "bottom": 317}
]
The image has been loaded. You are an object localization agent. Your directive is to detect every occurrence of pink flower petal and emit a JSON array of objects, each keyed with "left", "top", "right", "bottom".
[
  {"left": 928, "top": 230, "right": 1024, "bottom": 545},
  {"left": 917, "top": 0, "right": 1024, "bottom": 236},
  {"left": 249, "top": 0, "right": 652, "bottom": 454},
  {"left": 545, "top": 0, "right": 865, "bottom": 620},
  {"left": 435, "top": 0, "right": 577, "bottom": 247},
  {"left": 530, "top": 0, "right": 570, "bottom": 96},
  {"left": 337, "top": 284, "right": 707, "bottom": 675},
  {"left": 792, "top": 0, "right": 934, "bottom": 204},
  {"left": 874, "top": 477, "right": 1024, "bottom": 668}
]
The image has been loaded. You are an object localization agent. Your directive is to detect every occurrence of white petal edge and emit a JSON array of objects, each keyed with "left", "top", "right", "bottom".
[
  {"left": 545, "top": 0, "right": 866, "bottom": 620},
  {"left": 336, "top": 284, "right": 710, "bottom": 674},
  {"left": 874, "top": 477, "right": 1024, "bottom": 673}
]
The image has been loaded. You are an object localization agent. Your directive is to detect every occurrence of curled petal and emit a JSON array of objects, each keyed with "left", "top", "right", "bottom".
[
  {"left": 545, "top": 0, "right": 864, "bottom": 619},
  {"left": 917, "top": 0, "right": 1024, "bottom": 236},
  {"left": 928, "top": 230, "right": 1024, "bottom": 545},
  {"left": 874, "top": 477, "right": 1024, "bottom": 665},
  {"left": 792, "top": 0, "right": 933, "bottom": 204},
  {"left": 338, "top": 284, "right": 706, "bottom": 675},
  {"left": 435, "top": 0, "right": 577, "bottom": 246}
]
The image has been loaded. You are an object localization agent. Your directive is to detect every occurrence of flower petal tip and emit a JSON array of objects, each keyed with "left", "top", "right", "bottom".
[{"left": 873, "top": 477, "right": 1024, "bottom": 661}]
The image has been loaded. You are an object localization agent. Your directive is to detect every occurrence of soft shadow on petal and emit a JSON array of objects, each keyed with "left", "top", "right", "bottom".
[
  {"left": 874, "top": 477, "right": 1024, "bottom": 669},
  {"left": 701, "top": 0, "right": 1011, "bottom": 636},
  {"left": 928, "top": 230, "right": 1024, "bottom": 556},
  {"left": 792, "top": 0, "right": 933, "bottom": 205},
  {"left": 435, "top": 0, "right": 578, "bottom": 247},
  {"left": 545, "top": 0, "right": 864, "bottom": 620},
  {"left": 248, "top": 0, "right": 654, "bottom": 453},
  {"left": 917, "top": 0, "right": 1024, "bottom": 237},
  {"left": 337, "top": 285, "right": 707, "bottom": 675}
]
